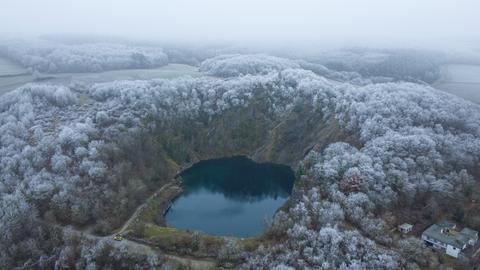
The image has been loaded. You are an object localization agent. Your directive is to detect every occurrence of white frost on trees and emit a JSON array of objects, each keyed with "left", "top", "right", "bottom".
[
  {"left": 0, "top": 39, "right": 169, "bottom": 73},
  {"left": 200, "top": 54, "right": 300, "bottom": 77},
  {"left": 1, "top": 53, "right": 479, "bottom": 269}
]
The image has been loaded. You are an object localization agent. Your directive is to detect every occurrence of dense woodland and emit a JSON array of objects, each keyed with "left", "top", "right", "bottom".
[
  {"left": 0, "top": 42, "right": 479, "bottom": 269},
  {"left": 0, "top": 39, "right": 169, "bottom": 73}
]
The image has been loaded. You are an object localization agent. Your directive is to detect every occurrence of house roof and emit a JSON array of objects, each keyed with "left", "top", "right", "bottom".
[
  {"left": 438, "top": 220, "right": 456, "bottom": 229},
  {"left": 461, "top": 228, "right": 478, "bottom": 239},
  {"left": 422, "top": 221, "right": 478, "bottom": 249},
  {"left": 399, "top": 223, "right": 413, "bottom": 229}
]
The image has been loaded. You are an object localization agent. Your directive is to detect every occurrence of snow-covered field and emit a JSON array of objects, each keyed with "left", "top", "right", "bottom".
[
  {"left": 0, "top": 74, "right": 34, "bottom": 95},
  {"left": 0, "top": 62, "right": 201, "bottom": 95},
  {"left": 434, "top": 64, "right": 480, "bottom": 104},
  {"left": 0, "top": 57, "right": 28, "bottom": 76}
]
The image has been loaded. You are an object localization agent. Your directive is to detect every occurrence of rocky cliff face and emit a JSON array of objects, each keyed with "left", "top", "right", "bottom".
[
  {"left": 3, "top": 52, "right": 480, "bottom": 269},
  {"left": 155, "top": 92, "right": 356, "bottom": 170}
]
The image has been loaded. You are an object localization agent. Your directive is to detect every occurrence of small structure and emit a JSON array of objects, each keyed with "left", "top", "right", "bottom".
[
  {"left": 422, "top": 221, "right": 479, "bottom": 258},
  {"left": 398, "top": 223, "right": 413, "bottom": 234}
]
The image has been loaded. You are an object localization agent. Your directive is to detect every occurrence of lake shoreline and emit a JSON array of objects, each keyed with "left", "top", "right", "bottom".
[{"left": 165, "top": 156, "right": 294, "bottom": 237}]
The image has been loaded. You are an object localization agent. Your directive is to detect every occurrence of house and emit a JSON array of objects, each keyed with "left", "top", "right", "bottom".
[
  {"left": 398, "top": 223, "right": 413, "bottom": 234},
  {"left": 421, "top": 221, "right": 479, "bottom": 258}
]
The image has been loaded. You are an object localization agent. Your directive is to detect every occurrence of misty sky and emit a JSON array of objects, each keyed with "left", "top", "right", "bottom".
[{"left": 1, "top": 0, "right": 480, "bottom": 46}]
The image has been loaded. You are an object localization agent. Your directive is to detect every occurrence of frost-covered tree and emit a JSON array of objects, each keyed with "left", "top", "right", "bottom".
[
  {"left": 200, "top": 54, "right": 300, "bottom": 77},
  {"left": 1, "top": 52, "right": 479, "bottom": 269},
  {"left": 0, "top": 39, "right": 169, "bottom": 73}
]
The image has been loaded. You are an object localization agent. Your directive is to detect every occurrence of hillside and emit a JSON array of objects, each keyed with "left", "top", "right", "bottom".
[{"left": 1, "top": 53, "right": 479, "bottom": 269}]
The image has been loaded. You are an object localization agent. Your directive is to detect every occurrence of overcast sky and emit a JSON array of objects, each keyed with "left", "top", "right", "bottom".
[{"left": 1, "top": 0, "right": 480, "bottom": 47}]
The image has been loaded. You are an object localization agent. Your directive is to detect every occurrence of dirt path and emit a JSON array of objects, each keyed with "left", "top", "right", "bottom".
[
  {"left": 165, "top": 254, "right": 218, "bottom": 270},
  {"left": 41, "top": 179, "right": 223, "bottom": 269},
  {"left": 114, "top": 181, "right": 177, "bottom": 235},
  {"left": 45, "top": 214, "right": 220, "bottom": 269}
]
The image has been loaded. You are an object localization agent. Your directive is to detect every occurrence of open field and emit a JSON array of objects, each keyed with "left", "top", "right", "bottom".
[
  {"left": 0, "top": 61, "right": 201, "bottom": 95},
  {"left": 0, "top": 58, "right": 28, "bottom": 76},
  {"left": 434, "top": 64, "right": 480, "bottom": 104}
]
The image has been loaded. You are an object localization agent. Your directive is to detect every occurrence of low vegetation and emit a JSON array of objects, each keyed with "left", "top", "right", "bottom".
[{"left": 1, "top": 50, "right": 479, "bottom": 269}]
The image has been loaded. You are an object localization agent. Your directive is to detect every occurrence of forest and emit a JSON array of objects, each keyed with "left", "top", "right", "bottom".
[{"left": 0, "top": 38, "right": 479, "bottom": 269}]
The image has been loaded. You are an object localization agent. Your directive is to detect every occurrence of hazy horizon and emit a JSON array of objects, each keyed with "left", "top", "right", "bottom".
[
  {"left": 2, "top": 0, "right": 480, "bottom": 49},
  {"left": 2, "top": 2, "right": 480, "bottom": 270}
]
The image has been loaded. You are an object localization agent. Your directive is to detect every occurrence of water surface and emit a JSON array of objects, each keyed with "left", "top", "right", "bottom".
[{"left": 165, "top": 156, "right": 295, "bottom": 237}]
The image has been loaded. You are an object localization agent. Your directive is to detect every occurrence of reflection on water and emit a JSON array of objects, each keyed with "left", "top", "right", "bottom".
[{"left": 165, "top": 156, "right": 295, "bottom": 237}]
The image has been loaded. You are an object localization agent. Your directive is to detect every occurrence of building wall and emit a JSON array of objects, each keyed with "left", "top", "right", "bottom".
[
  {"left": 422, "top": 235, "right": 447, "bottom": 249},
  {"left": 446, "top": 245, "right": 460, "bottom": 258}
]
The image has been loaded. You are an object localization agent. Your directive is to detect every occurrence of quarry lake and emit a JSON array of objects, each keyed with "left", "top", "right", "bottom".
[{"left": 165, "top": 156, "right": 295, "bottom": 237}]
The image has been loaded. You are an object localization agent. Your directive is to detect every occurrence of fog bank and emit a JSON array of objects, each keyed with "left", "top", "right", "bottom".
[{"left": 1, "top": 0, "right": 479, "bottom": 47}]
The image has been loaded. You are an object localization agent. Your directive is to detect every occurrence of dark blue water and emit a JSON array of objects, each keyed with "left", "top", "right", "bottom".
[{"left": 165, "top": 156, "right": 295, "bottom": 237}]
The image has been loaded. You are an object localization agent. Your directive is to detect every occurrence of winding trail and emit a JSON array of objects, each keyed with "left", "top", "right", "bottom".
[
  {"left": 40, "top": 179, "right": 218, "bottom": 269},
  {"left": 46, "top": 222, "right": 217, "bottom": 270},
  {"left": 114, "top": 180, "right": 177, "bottom": 235}
]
